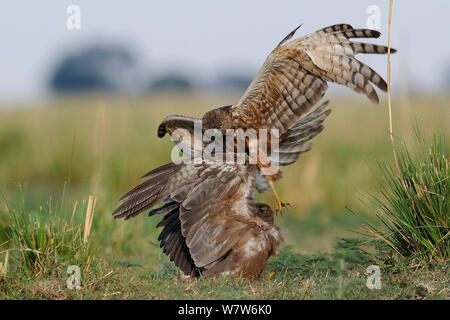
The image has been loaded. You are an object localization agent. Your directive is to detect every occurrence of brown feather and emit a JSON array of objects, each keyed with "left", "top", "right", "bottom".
[{"left": 230, "top": 23, "right": 395, "bottom": 137}]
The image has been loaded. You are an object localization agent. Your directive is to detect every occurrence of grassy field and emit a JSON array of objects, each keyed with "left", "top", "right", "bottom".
[{"left": 0, "top": 93, "right": 448, "bottom": 299}]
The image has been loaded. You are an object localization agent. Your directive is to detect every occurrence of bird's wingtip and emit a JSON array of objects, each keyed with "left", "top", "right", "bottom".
[
  {"left": 276, "top": 23, "right": 303, "bottom": 48},
  {"left": 157, "top": 122, "right": 167, "bottom": 138}
]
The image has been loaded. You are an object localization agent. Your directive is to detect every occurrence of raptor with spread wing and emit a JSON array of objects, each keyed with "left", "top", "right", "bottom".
[
  {"left": 113, "top": 24, "right": 394, "bottom": 279},
  {"left": 113, "top": 102, "right": 329, "bottom": 278},
  {"left": 157, "top": 23, "right": 395, "bottom": 211},
  {"left": 115, "top": 160, "right": 283, "bottom": 279}
]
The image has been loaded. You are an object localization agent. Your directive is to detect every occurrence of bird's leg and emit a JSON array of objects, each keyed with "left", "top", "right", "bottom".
[
  {"left": 255, "top": 148, "right": 289, "bottom": 213},
  {"left": 267, "top": 178, "right": 290, "bottom": 213}
]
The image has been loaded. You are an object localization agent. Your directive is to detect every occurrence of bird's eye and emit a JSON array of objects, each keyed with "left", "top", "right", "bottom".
[{"left": 219, "top": 124, "right": 223, "bottom": 129}]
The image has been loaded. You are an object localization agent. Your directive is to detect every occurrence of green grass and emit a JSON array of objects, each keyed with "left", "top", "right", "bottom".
[
  {"left": 356, "top": 125, "right": 449, "bottom": 264},
  {"left": 0, "top": 94, "right": 449, "bottom": 299},
  {"left": 1, "top": 237, "right": 448, "bottom": 300},
  {"left": 2, "top": 184, "right": 93, "bottom": 277}
]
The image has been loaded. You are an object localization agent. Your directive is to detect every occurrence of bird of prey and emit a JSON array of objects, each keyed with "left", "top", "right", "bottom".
[
  {"left": 113, "top": 102, "right": 329, "bottom": 279},
  {"left": 156, "top": 23, "right": 395, "bottom": 211},
  {"left": 113, "top": 24, "right": 394, "bottom": 279}
]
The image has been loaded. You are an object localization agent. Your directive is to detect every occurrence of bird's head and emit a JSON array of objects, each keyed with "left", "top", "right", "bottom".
[{"left": 202, "top": 105, "right": 233, "bottom": 134}]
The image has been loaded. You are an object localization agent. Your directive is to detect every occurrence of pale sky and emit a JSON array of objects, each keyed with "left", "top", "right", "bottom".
[{"left": 0, "top": 0, "right": 449, "bottom": 103}]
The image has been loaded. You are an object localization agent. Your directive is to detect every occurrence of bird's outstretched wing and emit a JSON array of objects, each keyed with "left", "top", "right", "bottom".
[
  {"left": 231, "top": 24, "right": 395, "bottom": 135},
  {"left": 112, "top": 159, "right": 273, "bottom": 273},
  {"left": 153, "top": 100, "right": 332, "bottom": 195},
  {"left": 149, "top": 197, "right": 282, "bottom": 279},
  {"left": 157, "top": 114, "right": 203, "bottom": 159},
  {"left": 174, "top": 162, "right": 257, "bottom": 269},
  {"left": 157, "top": 114, "right": 201, "bottom": 138},
  {"left": 149, "top": 199, "right": 203, "bottom": 277},
  {"left": 272, "top": 100, "right": 331, "bottom": 166},
  {"left": 255, "top": 100, "right": 331, "bottom": 193}
]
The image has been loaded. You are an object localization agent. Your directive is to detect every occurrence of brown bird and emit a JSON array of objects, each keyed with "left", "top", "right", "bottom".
[
  {"left": 113, "top": 102, "right": 329, "bottom": 279},
  {"left": 113, "top": 23, "right": 394, "bottom": 279},
  {"left": 157, "top": 23, "right": 395, "bottom": 211},
  {"left": 139, "top": 161, "right": 283, "bottom": 279}
]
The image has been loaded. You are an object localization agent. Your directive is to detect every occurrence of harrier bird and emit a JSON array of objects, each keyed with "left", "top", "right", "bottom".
[
  {"left": 156, "top": 23, "right": 395, "bottom": 211},
  {"left": 113, "top": 24, "right": 394, "bottom": 279}
]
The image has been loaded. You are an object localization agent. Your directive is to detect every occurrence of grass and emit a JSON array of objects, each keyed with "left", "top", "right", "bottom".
[
  {"left": 357, "top": 127, "right": 449, "bottom": 263},
  {"left": 0, "top": 94, "right": 449, "bottom": 299},
  {"left": 1, "top": 237, "right": 448, "bottom": 300},
  {"left": 1, "top": 184, "right": 94, "bottom": 277}
]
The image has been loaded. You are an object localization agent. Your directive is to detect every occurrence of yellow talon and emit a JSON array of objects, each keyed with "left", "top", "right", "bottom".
[
  {"left": 269, "top": 180, "right": 290, "bottom": 213},
  {"left": 275, "top": 198, "right": 290, "bottom": 213},
  {"left": 266, "top": 271, "right": 276, "bottom": 280}
]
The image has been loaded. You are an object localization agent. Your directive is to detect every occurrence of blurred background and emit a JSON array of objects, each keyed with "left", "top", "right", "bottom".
[
  {"left": 0, "top": 1, "right": 449, "bottom": 263},
  {"left": 0, "top": 0, "right": 450, "bottom": 103}
]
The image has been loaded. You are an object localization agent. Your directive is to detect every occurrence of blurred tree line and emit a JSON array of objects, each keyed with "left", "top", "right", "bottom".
[
  {"left": 50, "top": 45, "right": 135, "bottom": 92},
  {"left": 49, "top": 44, "right": 252, "bottom": 95}
]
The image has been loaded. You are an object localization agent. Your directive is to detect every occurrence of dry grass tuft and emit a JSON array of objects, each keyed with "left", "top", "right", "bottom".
[
  {"left": 83, "top": 195, "right": 96, "bottom": 243},
  {"left": 0, "top": 250, "right": 9, "bottom": 277}
]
